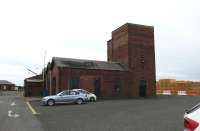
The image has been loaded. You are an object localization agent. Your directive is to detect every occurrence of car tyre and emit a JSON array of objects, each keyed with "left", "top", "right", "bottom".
[
  {"left": 76, "top": 98, "right": 83, "bottom": 105},
  {"left": 47, "top": 99, "right": 55, "bottom": 106},
  {"left": 90, "top": 97, "right": 95, "bottom": 102}
]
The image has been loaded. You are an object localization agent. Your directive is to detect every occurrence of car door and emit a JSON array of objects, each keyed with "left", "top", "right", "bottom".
[
  {"left": 67, "top": 91, "right": 78, "bottom": 103},
  {"left": 59, "top": 91, "right": 71, "bottom": 103}
]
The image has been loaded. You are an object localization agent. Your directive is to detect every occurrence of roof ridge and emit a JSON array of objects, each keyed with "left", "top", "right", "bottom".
[
  {"left": 53, "top": 56, "right": 120, "bottom": 63},
  {"left": 0, "top": 80, "right": 15, "bottom": 85}
]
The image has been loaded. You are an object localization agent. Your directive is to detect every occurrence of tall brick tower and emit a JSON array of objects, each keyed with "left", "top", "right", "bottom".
[{"left": 107, "top": 23, "right": 156, "bottom": 97}]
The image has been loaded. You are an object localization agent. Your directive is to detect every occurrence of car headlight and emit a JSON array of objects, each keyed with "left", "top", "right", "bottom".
[{"left": 42, "top": 98, "right": 47, "bottom": 101}]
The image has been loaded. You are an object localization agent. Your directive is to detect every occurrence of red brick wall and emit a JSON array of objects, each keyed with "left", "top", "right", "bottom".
[
  {"left": 108, "top": 23, "right": 156, "bottom": 97},
  {"left": 24, "top": 75, "right": 43, "bottom": 96},
  {"left": 79, "top": 75, "right": 99, "bottom": 93},
  {"left": 109, "top": 24, "right": 129, "bottom": 66},
  {"left": 107, "top": 40, "right": 113, "bottom": 61},
  {"left": 128, "top": 24, "right": 156, "bottom": 96},
  {"left": 49, "top": 67, "right": 129, "bottom": 97},
  {"left": 50, "top": 66, "right": 60, "bottom": 94},
  {"left": 24, "top": 81, "right": 43, "bottom": 96}
]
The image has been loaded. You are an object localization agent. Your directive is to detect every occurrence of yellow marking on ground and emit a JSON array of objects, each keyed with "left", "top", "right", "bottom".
[{"left": 26, "top": 102, "right": 38, "bottom": 115}]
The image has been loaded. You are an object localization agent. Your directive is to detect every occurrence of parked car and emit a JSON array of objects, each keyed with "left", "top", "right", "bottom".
[
  {"left": 184, "top": 103, "right": 200, "bottom": 131},
  {"left": 72, "top": 89, "right": 97, "bottom": 102},
  {"left": 42, "top": 90, "right": 88, "bottom": 106}
]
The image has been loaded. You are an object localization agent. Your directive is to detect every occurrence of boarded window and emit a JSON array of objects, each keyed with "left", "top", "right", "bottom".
[
  {"left": 70, "top": 77, "right": 80, "bottom": 89},
  {"left": 114, "top": 78, "right": 121, "bottom": 93}
]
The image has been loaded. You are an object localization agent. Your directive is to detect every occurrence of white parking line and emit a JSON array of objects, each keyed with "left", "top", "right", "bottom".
[{"left": 26, "top": 102, "right": 38, "bottom": 115}]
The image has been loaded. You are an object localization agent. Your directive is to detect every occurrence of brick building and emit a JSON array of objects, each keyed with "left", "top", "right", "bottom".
[
  {"left": 24, "top": 74, "right": 44, "bottom": 96},
  {"left": 45, "top": 23, "right": 156, "bottom": 97},
  {"left": 0, "top": 80, "right": 15, "bottom": 91}
]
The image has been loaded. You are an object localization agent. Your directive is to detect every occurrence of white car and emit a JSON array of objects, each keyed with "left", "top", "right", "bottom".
[
  {"left": 72, "top": 89, "right": 97, "bottom": 102},
  {"left": 184, "top": 103, "right": 200, "bottom": 131}
]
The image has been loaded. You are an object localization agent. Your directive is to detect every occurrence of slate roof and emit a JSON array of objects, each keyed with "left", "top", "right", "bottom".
[
  {"left": 0, "top": 80, "right": 15, "bottom": 85},
  {"left": 25, "top": 74, "right": 43, "bottom": 80},
  {"left": 24, "top": 74, "right": 43, "bottom": 82},
  {"left": 52, "top": 57, "right": 128, "bottom": 71}
]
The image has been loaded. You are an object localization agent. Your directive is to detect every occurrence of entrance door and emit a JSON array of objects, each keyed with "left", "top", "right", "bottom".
[
  {"left": 94, "top": 79, "right": 101, "bottom": 97},
  {"left": 139, "top": 80, "right": 147, "bottom": 97}
]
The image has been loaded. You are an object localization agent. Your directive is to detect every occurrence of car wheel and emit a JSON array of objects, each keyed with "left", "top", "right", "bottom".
[
  {"left": 90, "top": 97, "right": 95, "bottom": 102},
  {"left": 47, "top": 99, "right": 55, "bottom": 106},
  {"left": 76, "top": 98, "right": 83, "bottom": 105}
]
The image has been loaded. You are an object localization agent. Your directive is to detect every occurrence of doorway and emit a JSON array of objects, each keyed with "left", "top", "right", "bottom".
[
  {"left": 139, "top": 80, "right": 147, "bottom": 97},
  {"left": 94, "top": 79, "right": 101, "bottom": 97}
]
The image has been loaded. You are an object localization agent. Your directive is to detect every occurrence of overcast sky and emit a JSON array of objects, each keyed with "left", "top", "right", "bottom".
[{"left": 0, "top": 0, "right": 200, "bottom": 86}]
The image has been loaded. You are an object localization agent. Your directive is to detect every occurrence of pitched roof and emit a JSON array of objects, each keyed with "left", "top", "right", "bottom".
[
  {"left": 52, "top": 57, "right": 128, "bottom": 71},
  {"left": 24, "top": 74, "right": 43, "bottom": 82},
  {"left": 0, "top": 80, "right": 15, "bottom": 85},
  {"left": 25, "top": 74, "right": 43, "bottom": 80}
]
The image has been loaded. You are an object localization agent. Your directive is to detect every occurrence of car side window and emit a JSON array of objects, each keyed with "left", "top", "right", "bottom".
[
  {"left": 61, "top": 91, "right": 69, "bottom": 96},
  {"left": 70, "top": 91, "right": 76, "bottom": 95}
]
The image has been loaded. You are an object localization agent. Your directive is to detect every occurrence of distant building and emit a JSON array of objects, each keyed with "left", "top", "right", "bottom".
[
  {"left": 24, "top": 75, "right": 43, "bottom": 97},
  {"left": 45, "top": 23, "right": 156, "bottom": 97},
  {"left": 0, "top": 80, "right": 15, "bottom": 91}
]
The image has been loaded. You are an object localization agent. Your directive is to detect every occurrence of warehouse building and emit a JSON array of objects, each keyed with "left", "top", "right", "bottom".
[{"left": 45, "top": 23, "right": 156, "bottom": 97}]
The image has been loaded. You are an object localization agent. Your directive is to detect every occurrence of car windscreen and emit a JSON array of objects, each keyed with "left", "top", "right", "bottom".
[
  {"left": 186, "top": 103, "right": 200, "bottom": 114},
  {"left": 57, "top": 91, "right": 69, "bottom": 96}
]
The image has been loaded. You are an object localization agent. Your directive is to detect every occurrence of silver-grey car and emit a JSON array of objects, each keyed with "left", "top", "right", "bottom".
[{"left": 42, "top": 90, "right": 88, "bottom": 106}]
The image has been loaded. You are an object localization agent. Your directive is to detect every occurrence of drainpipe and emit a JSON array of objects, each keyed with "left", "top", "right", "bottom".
[{"left": 50, "top": 71, "right": 52, "bottom": 95}]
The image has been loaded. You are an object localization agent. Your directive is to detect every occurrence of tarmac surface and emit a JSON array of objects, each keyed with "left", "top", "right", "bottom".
[
  {"left": 0, "top": 91, "right": 43, "bottom": 131},
  {"left": 31, "top": 95, "right": 200, "bottom": 131},
  {"left": 1, "top": 91, "right": 200, "bottom": 131}
]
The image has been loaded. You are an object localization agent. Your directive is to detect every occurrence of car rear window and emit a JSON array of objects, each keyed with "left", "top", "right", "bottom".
[{"left": 186, "top": 103, "right": 200, "bottom": 114}]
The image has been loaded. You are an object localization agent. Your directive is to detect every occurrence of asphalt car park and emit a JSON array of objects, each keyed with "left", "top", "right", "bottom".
[
  {"left": 0, "top": 91, "right": 43, "bottom": 131},
  {"left": 30, "top": 96, "right": 200, "bottom": 131}
]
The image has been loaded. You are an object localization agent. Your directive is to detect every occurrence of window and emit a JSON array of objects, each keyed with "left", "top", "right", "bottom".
[
  {"left": 114, "top": 78, "right": 121, "bottom": 93},
  {"left": 140, "top": 55, "right": 145, "bottom": 63},
  {"left": 140, "top": 48, "right": 145, "bottom": 64}
]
